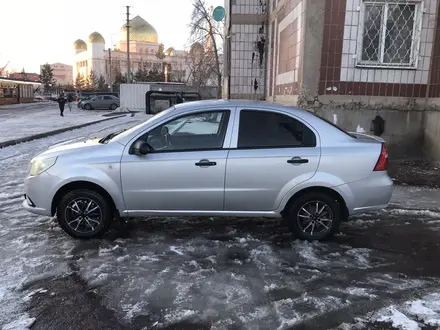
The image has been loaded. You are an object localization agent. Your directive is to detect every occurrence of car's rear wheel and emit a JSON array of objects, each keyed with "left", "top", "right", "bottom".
[
  {"left": 110, "top": 103, "right": 118, "bottom": 110},
  {"left": 57, "top": 189, "right": 113, "bottom": 239},
  {"left": 286, "top": 192, "right": 341, "bottom": 241},
  {"left": 84, "top": 103, "right": 92, "bottom": 110}
]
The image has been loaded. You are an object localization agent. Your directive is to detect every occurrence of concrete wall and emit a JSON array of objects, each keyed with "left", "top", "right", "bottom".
[
  {"left": 424, "top": 111, "right": 440, "bottom": 161},
  {"left": 314, "top": 108, "right": 425, "bottom": 160},
  {"left": 298, "top": 0, "right": 325, "bottom": 104}
]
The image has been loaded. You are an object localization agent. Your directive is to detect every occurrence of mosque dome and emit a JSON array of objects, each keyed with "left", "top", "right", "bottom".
[
  {"left": 121, "top": 15, "right": 158, "bottom": 43},
  {"left": 88, "top": 32, "right": 105, "bottom": 44},
  {"left": 73, "top": 39, "right": 87, "bottom": 51}
]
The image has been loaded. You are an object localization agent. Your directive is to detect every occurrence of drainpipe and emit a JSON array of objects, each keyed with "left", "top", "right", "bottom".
[
  {"left": 425, "top": 7, "right": 438, "bottom": 102},
  {"left": 226, "top": 0, "right": 232, "bottom": 99},
  {"left": 263, "top": 1, "right": 269, "bottom": 100}
]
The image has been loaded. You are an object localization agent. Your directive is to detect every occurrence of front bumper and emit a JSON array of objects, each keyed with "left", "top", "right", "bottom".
[
  {"left": 23, "top": 172, "right": 59, "bottom": 217},
  {"left": 22, "top": 198, "right": 51, "bottom": 216}
]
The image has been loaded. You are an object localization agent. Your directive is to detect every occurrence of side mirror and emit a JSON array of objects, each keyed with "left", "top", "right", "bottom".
[{"left": 133, "top": 140, "right": 153, "bottom": 155}]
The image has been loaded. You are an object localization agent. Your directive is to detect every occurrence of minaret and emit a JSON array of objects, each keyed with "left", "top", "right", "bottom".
[{"left": 88, "top": 32, "right": 106, "bottom": 78}]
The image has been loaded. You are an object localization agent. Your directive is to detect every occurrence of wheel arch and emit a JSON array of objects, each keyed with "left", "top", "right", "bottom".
[
  {"left": 51, "top": 181, "right": 117, "bottom": 216},
  {"left": 281, "top": 186, "right": 349, "bottom": 221}
]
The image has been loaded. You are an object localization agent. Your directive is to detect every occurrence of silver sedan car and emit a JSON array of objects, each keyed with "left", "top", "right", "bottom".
[
  {"left": 23, "top": 100, "right": 393, "bottom": 240},
  {"left": 82, "top": 95, "right": 120, "bottom": 110}
]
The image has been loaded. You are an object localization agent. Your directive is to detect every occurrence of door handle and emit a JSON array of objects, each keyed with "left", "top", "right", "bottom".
[
  {"left": 195, "top": 159, "right": 217, "bottom": 167},
  {"left": 287, "top": 157, "right": 309, "bottom": 164}
]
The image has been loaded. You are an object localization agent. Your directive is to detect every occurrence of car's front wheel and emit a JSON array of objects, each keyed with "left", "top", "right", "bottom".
[
  {"left": 110, "top": 103, "right": 118, "bottom": 110},
  {"left": 57, "top": 189, "right": 113, "bottom": 239},
  {"left": 84, "top": 103, "right": 92, "bottom": 110},
  {"left": 286, "top": 192, "right": 341, "bottom": 241}
]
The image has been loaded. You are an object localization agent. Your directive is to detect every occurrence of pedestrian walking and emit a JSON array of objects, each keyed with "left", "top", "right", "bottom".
[
  {"left": 58, "top": 92, "right": 66, "bottom": 117},
  {"left": 67, "top": 94, "right": 73, "bottom": 111}
]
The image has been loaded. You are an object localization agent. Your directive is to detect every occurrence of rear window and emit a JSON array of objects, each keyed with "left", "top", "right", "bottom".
[{"left": 311, "top": 112, "right": 356, "bottom": 138}]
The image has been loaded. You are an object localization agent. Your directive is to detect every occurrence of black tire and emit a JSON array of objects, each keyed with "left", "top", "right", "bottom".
[
  {"left": 286, "top": 192, "right": 341, "bottom": 241},
  {"left": 84, "top": 103, "right": 92, "bottom": 110},
  {"left": 110, "top": 103, "right": 118, "bottom": 110},
  {"left": 57, "top": 189, "right": 113, "bottom": 239}
]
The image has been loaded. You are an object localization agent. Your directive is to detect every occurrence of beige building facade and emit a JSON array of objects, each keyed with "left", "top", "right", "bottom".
[{"left": 40, "top": 62, "right": 73, "bottom": 86}]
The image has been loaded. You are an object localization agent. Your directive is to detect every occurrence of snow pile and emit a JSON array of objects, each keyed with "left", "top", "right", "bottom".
[
  {"left": 375, "top": 306, "right": 419, "bottom": 330},
  {"left": 339, "top": 292, "right": 440, "bottom": 329},
  {"left": 2, "top": 313, "right": 35, "bottom": 330}
]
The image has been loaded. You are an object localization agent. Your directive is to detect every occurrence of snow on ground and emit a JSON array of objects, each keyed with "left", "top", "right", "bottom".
[
  {"left": 1, "top": 313, "right": 35, "bottom": 330},
  {"left": 0, "top": 114, "right": 147, "bottom": 327},
  {"left": 1, "top": 108, "right": 440, "bottom": 328},
  {"left": 69, "top": 217, "right": 431, "bottom": 329},
  {"left": 339, "top": 292, "right": 440, "bottom": 329},
  {"left": 391, "top": 185, "right": 440, "bottom": 211},
  {"left": 0, "top": 102, "right": 120, "bottom": 143},
  {"left": 0, "top": 101, "right": 50, "bottom": 111}
]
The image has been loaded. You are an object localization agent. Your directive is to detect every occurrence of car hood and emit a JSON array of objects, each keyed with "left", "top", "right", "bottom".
[{"left": 39, "top": 138, "right": 103, "bottom": 158}]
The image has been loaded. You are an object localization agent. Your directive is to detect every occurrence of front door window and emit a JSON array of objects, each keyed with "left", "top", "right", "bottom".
[{"left": 140, "top": 111, "right": 230, "bottom": 152}]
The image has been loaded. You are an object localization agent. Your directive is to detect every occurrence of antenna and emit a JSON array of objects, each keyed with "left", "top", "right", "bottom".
[{"left": 126, "top": 6, "right": 131, "bottom": 83}]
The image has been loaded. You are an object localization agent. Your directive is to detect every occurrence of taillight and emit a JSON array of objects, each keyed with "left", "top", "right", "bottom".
[{"left": 374, "top": 143, "right": 388, "bottom": 171}]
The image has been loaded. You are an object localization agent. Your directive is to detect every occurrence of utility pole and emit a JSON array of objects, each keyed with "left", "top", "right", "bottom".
[
  {"left": 126, "top": 5, "right": 131, "bottom": 83},
  {"left": 108, "top": 48, "right": 112, "bottom": 91}
]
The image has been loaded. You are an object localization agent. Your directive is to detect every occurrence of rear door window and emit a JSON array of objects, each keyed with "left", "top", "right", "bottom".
[{"left": 237, "top": 110, "right": 316, "bottom": 148}]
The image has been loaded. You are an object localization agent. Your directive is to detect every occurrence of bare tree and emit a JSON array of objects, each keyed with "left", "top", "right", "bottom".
[
  {"left": 185, "top": 43, "right": 216, "bottom": 87},
  {"left": 188, "top": 0, "right": 223, "bottom": 98}
]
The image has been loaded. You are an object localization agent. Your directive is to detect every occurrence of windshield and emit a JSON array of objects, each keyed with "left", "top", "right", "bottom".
[{"left": 112, "top": 106, "right": 176, "bottom": 141}]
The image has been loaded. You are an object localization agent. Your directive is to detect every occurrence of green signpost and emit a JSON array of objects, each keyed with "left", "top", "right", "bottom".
[{"left": 212, "top": 6, "right": 225, "bottom": 22}]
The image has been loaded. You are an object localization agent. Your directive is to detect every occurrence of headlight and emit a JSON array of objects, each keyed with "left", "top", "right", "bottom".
[{"left": 29, "top": 157, "right": 57, "bottom": 176}]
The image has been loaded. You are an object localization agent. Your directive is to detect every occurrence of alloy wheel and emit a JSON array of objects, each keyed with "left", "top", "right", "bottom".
[
  {"left": 297, "top": 200, "right": 334, "bottom": 237},
  {"left": 65, "top": 198, "right": 103, "bottom": 234}
]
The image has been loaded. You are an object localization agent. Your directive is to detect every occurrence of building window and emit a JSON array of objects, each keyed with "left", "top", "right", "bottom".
[{"left": 358, "top": 1, "right": 421, "bottom": 68}]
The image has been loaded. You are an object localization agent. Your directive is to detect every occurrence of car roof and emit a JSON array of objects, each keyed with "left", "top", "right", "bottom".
[{"left": 173, "top": 99, "right": 314, "bottom": 119}]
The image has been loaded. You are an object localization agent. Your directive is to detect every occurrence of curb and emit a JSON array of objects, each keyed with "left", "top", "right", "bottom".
[{"left": 0, "top": 114, "right": 127, "bottom": 149}]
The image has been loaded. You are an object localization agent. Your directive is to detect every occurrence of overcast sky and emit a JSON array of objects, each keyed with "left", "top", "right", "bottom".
[{"left": 0, "top": 0, "right": 221, "bottom": 73}]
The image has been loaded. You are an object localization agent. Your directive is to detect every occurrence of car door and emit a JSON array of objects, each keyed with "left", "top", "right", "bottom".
[
  {"left": 120, "top": 109, "right": 234, "bottom": 214},
  {"left": 224, "top": 108, "right": 320, "bottom": 212},
  {"left": 103, "top": 96, "right": 113, "bottom": 108},
  {"left": 99, "top": 96, "right": 108, "bottom": 108},
  {"left": 91, "top": 96, "right": 101, "bottom": 108}
]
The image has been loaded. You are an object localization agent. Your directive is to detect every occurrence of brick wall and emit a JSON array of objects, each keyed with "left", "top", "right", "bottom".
[{"left": 268, "top": 0, "right": 304, "bottom": 101}]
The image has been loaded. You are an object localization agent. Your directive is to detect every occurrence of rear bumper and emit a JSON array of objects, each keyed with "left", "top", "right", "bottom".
[{"left": 338, "top": 172, "right": 393, "bottom": 215}]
